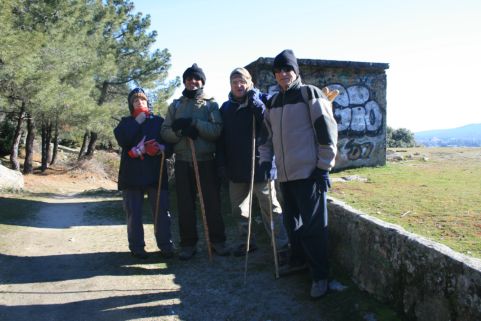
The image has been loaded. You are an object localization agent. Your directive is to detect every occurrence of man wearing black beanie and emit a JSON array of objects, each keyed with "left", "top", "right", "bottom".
[
  {"left": 161, "top": 63, "right": 229, "bottom": 260},
  {"left": 182, "top": 63, "right": 206, "bottom": 85},
  {"left": 259, "top": 49, "right": 339, "bottom": 298}
]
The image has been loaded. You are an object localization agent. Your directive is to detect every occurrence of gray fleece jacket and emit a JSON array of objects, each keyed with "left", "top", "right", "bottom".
[{"left": 258, "top": 78, "right": 338, "bottom": 182}]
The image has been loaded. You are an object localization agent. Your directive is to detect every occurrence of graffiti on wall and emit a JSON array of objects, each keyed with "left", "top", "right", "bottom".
[
  {"left": 329, "top": 84, "right": 383, "bottom": 136},
  {"left": 328, "top": 84, "right": 383, "bottom": 161},
  {"left": 328, "top": 84, "right": 384, "bottom": 161}
]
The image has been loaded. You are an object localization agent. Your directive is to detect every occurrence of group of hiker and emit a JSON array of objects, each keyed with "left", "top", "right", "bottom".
[{"left": 113, "top": 49, "right": 339, "bottom": 299}]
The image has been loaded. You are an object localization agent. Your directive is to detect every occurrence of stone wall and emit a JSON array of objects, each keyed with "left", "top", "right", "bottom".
[
  {"left": 245, "top": 57, "right": 389, "bottom": 171},
  {"left": 328, "top": 197, "right": 481, "bottom": 321}
]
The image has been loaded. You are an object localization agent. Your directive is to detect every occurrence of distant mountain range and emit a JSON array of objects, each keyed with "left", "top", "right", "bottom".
[{"left": 415, "top": 123, "right": 481, "bottom": 147}]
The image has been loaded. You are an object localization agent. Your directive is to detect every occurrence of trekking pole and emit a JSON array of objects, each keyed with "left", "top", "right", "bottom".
[
  {"left": 154, "top": 150, "right": 165, "bottom": 232},
  {"left": 267, "top": 179, "right": 280, "bottom": 279},
  {"left": 244, "top": 115, "right": 256, "bottom": 285},
  {"left": 188, "top": 138, "right": 213, "bottom": 262}
]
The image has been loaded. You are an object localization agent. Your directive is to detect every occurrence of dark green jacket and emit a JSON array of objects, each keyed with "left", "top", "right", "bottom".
[{"left": 161, "top": 95, "right": 222, "bottom": 161}]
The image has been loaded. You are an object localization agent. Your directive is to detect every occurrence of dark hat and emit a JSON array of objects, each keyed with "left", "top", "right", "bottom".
[
  {"left": 127, "top": 87, "right": 148, "bottom": 112},
  {"left": 273, "top": 49, "right": 299, "bottom": 75},
  {"left": 183, "top": 63, "right": 206, "bottom": 85}
]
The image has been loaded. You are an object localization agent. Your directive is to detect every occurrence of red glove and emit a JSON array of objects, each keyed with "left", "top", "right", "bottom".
[
  {"left": 144, "top": 139, "right": 164, "bottom": 156},
  {"left": 127, "top": 136, "right": 146, "bottom": 159}
]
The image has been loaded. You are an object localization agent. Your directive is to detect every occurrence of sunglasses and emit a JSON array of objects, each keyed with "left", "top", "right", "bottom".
[
  {"left": 186, "top": 76, "right": 202, "bottom": 81},
  {"left": 273, "top": 66, "right": 294, "bottom": 73}
]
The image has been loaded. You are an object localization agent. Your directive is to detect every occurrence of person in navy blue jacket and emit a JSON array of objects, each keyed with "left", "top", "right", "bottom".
[
  {"left": 114, "top": 88, "right": 174, "bottom": 260},
  {"left": 217, "top": 68, "right": 288, "bottom": 259}
]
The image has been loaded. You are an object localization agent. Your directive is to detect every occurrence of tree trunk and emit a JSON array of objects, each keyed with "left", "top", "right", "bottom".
[
  {"left": 46, "top": 121, "right": 52, "bottom": 164},
  {"left": 23, "top": 114, "right": 35, "bottom": 174},
  {"left": 85, "top": 131, "right": 97, "bottom": 157},
  {"left": 50, "top": 117, "right": 59, "bottom": 165},
  {"left": 97, "top": 81, "right": 109, "bottom": 105},
  {"left": 9, "top": 103, "right": 25, "bottom": 171},
  {"left": 78, "top": 131, "right": 89, "bottom": 160},
  {"left": 40, "top": 120, "right": 52, "bottom": 172}
]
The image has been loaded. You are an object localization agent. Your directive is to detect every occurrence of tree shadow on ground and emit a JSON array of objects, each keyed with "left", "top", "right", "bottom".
[
  {"left": 0, "top": 196, "right": 126, "bottom": 228},
  {"left": 0, "top": 252, "right": 166, "bottom": 284},
  {"left": 0, "top": 290, "right": 179, "bottom": 321}
]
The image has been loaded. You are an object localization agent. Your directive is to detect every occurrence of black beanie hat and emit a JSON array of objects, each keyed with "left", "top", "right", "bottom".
[
  {"left": 273, "top": 49, "right": 299, "bottom": 75},
  {"left": 183, "top": 63, "right": 206, "bottom": 85},
  {"left": 127, "top": 87, "right": 148, "bottom": 112}
]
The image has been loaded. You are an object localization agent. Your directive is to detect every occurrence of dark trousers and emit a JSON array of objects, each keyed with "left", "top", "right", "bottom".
[
  {"left": 122, "top": 187, "right": 173, "bottom": 252},
  {"left": 174, "top": 159, "right": 226, "bottom": 247},
  {"left": 280, "top": 178, "right": 329, "bottom": 281}
]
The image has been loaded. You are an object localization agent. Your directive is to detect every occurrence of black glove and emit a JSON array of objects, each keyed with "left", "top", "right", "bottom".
[
  {"left": 181, "top": 126, "right": 199, "bottom": 140},
  {"left": 172, "top": 117, "right": 192, "bottom": 131},
  {"left": 259, "top": 161, "right": 272, "bottom": 181},
  {"left": 310, "top": 168, "right": 331, "bottom": 192}
]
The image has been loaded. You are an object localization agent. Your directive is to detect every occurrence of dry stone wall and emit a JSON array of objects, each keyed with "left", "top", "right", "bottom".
[{"left": 328, "top": 198, "right": 481, "bottom": 321}]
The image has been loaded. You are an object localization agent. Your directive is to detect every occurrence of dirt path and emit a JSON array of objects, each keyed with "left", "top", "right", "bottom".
[{"left": 0, "top": 189, "right": 399, "bottom": 321}]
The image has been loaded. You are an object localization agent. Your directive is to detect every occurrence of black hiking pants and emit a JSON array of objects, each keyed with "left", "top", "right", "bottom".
[
  {"left": 280, "top": 177, "right": 329, "bottom": 281},
  {"left": 174, "top": 160, "right": 226, "bottom": 248}
]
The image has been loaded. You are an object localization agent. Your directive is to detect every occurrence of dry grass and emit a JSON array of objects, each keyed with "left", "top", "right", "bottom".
[{"left": 330, "top": 147, "right": 481, "bottom": 258}]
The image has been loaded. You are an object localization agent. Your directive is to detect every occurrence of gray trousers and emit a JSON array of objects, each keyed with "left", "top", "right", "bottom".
[
  {"left": 122, "top": 187, "right": 173, "bottom": 252},
  {"left": 229, "top": 180, "right": 288, "bottom": 250}
]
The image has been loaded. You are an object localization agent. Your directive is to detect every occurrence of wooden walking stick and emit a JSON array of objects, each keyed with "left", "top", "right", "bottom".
[
  {"left": 188, "top": 138, "right": 213, "bottom": 262},
  {"left": 154, "top": 150, "right": 165, "bottom": 232},
  {"left": 244, "top": 115, "right": 256, "bottom": 284},
  {"left": 267, "top": 179, "right": 280, "bottom": 279}
]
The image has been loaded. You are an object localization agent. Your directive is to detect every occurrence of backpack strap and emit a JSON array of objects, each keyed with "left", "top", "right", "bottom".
[{"left": 300, "top": 85, "right": 310, "bottom": 105}]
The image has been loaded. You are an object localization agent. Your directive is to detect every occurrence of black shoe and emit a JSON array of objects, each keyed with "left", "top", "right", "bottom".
[
  {"left": 178, "top": 246, "right": 196, "bottom": 261},
  {"left": 233, "top": 243, "right": 258, "bottom": 257},
  {"left": 278, "top": 261, "right": 308, "bottom": 276},
  {"left": 211, "top": 242, "right": 230, "bottom": 256},
  {"left": 131, "top": 250, "right": 149, "bottom": 260}
]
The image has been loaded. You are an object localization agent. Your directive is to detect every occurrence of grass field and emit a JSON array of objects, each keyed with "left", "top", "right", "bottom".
[{"left": 330, "top": 147, "right": 481, "bottom": 259}]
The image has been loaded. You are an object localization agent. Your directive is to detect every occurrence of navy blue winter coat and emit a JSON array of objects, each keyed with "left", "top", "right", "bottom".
[
  {"left": 114, "top": 115, "right": 171, "bottom": 190},
  {"left": 216, "top": 89, "right": 276, "bottom": 183}
]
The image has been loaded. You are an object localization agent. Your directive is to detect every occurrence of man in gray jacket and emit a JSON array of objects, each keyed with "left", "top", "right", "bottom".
[{"left": 259, "top": 49, "right": 338, "bottom": 298}]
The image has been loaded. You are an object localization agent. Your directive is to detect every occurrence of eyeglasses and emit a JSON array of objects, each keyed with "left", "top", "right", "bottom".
[{"left": 273, "top": 66, "right": 294, "bottom": 74}]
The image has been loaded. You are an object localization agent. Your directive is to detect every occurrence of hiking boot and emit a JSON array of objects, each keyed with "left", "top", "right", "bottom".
[
  {"left": 178, "top": 246, "right": 196, "bottom": 261},
  {"left": 233, "top": 243, "right": 258, "bottom": 257},
  {"left": 278, "top": 261, "right": 308, "bottom": 276},
  {"left": 211, "top": 242, "right": 230, "bottom": 256},
  {"left": 131, "top": 249, "right": 149, "bottom": 260},
  {"left": 310, "top": 279, "right": 328, "bottom": 299},
  {"left": 159, "top": 248, "right": 175, "bottom": 259}
]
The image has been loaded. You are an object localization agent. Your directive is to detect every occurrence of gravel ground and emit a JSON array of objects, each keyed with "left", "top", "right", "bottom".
[{"left": 0, "top": 191, "right": 401, "bottom": 321}]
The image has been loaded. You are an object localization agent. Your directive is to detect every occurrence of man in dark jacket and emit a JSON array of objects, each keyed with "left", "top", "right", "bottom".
[
  {"left": 217, "top": 67, "right": 288, "bottom": 259},
  {"left": 114, "top": 87, "right": 174, "bottom": 260},
  {"left": 161, "top": 64, "right": 229, "bottom": 260},
  {"left": 259, "top": 50, "right": 338, "bottom": 298}
]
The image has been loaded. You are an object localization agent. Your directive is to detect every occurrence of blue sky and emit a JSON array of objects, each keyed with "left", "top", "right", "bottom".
[{"left": 132, "top": 0, "right": 481, "bottom": 132}]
